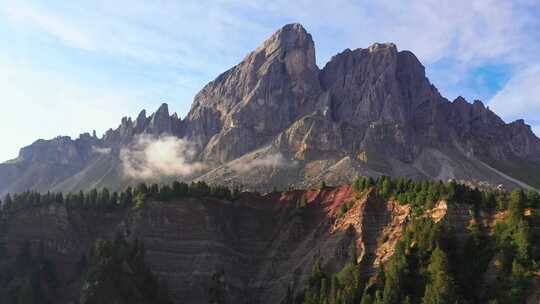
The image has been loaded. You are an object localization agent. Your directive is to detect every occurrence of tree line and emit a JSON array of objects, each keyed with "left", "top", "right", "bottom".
[{"left": 0, "top": 181, "right": 239, "bottom": 215}]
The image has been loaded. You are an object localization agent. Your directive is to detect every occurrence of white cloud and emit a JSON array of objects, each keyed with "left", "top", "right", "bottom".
[
  {"left": 489, "top": 65, "right": 540, "bottom": 124},
  {"left": 92, "top": 146, "right": 112, "bottom": 155},
  {"left": 2, "top": 1, "right": 538, "bottom": 81},
  {"left": 120, "top": 135, "right": 205, "bottom": 180},
  {"left": 3, "top": 1, "right": 538, "bottom": 90},
  {"left": 4, "top": 2, "right": 95, "bottom": 51},
  {"left": 249, "top": 0, "right": 539, "bottom": 67},
  {"left": 230, "top": 153, "right": 295, "bottom": 174},
  {"left": 0, "top": 1, "right": 269, "bottom": 71}
]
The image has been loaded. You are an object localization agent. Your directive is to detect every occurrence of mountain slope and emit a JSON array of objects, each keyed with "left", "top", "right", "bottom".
[
  {"left": 1, "top": 23, "right": 540, "bottom": 195},
  {"left": 2, "top": 180, "right": 540, "bottom": 303}
]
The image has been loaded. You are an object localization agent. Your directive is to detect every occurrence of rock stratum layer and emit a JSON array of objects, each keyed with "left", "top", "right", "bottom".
[
  {"left": 2, "top": 23, "right": 540, "bottom": 195},
  {"left": 7, "top": 184, "right": 538, "bottom": 303},
  {"left": 0, "top": 186, "right": 467, "bottom": 304}
]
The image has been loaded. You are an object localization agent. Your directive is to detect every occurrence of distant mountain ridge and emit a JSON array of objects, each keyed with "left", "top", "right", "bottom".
[{"left": 1, "top": 23, "right": 540, "bottom": 195}]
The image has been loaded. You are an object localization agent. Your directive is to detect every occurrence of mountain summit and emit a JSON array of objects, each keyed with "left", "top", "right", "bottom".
[{"left": 1, "top": 23, "right": 540, "bottom": 195}]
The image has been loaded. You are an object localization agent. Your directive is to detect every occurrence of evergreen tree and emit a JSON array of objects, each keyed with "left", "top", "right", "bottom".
[
  {"left": 422, "top": 247, "right": 457, "bottom": 304},
  {"left": 89, "top": 189, "right": 98, "bottom": 205},
  {"left": 133, "top": 192, "right": 146, "bottom": 210},
  {"left": 483, "top": 191, "right": 497, "bottom": 210},
  {"left": 382, "top": 242, "right": 407, "bottom": 304},
  {"left": 80, "top": 237, "right": 172, "bottom": 304},
  {"left": 4, "top": 193, "right": 12, "bottom": 210},
  {"left": 508, "top": 189, "right": 525, "bottom": 222},
  {"left": 526, "top": 190, "right": 540, "bottom": 208},
  {"left": 508, "top": 260, "right": 529, "bottom": 303},
  {"left": 379, "top": 177, "right": 393, "bottom": 199},
  {"left": 352, "top": 177, "right": 366, "bottom": 194},
  {"left": 360, "top": 293, "right": 372, "bottom": 304},
  {"left": 98, "top": 188, "right": 110, "bottom": 206},
  {"left": 513, "top": 220, "right": 531, "bottom": 262},
  {"left": 176, "top": 181, "right": 189, "bottom": 197},
  {"left": 159, "top": 185, "right": 173, "bottom": 201},
  {"left": 496, "top": 191, "right": 507, "bottom": 211}
]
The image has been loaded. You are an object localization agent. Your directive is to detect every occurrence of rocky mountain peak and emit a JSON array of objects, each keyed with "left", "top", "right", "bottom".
[
  {"left": 183, "top": 23, "right": 322, "bottom": 161},
  {"left": 134, "top": 109, "right": 147, "bottom": 130},
  {"left": 453, "top": 96, "right": 468, "bottom": 104},
  {"left": 367, "top": 42, "right": 397, "bottom": 53},
  {"left": 155, "top": 102, "right": 169, "bottom": 116},
  {"left": 256, "top": 23, "right": 317, "bottom": 71},
  {"left": 2, "top": 23, "right": 540, "bottom": 196},
  {"left": 147, "top": 103, "right": 172, "bottom": 134}
]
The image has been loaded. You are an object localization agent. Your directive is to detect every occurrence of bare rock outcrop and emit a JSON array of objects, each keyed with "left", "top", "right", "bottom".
[{"left": 2, "top": 23, "right": 540, "bottom": 195}]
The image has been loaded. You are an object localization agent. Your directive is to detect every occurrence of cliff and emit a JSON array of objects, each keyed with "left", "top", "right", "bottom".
[{"left": 1, "top": 184, "right": 519, "bottom": 303}]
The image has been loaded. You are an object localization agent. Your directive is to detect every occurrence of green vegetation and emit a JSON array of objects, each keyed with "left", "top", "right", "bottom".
[
  {"left": 338, "top": 200, "right": 356, "bottom": 218},
  {"left": 295, "top": 176, "right": 540, "bottom": 304},
  {"left": 0, "top": 181, "right": 236, "bottom": 216},
  {"left": 320, "top": 181, "right": 328, "bottom": 190},
  {"left": 0, "top": 241, "right": 58, "bottom": 304},
  {"left": 298, "top": 195, "right": 309, "bottom": 209},
  {"left": 2, "top": 177, "right": 540, "bottom": 303},
  {"left": 80, "top": 235, "right": 172, "bottom": 304},
  {"left": 0, "top": 180, "right": 237, "bottom": 304}
]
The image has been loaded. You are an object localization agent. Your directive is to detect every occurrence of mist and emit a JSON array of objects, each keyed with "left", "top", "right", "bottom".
[
  {"left": 120, "top": 135, "right": 205, "bottom": 180},
  {"left": 91, "top": 146, "right": 112, "bottom": 155},
  {"left": 231, "top": 153, "right": 295, "bottom": 174}
]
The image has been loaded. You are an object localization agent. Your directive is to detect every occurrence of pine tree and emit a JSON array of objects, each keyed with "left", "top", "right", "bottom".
[
  {"left": 374, "top": 290, "right": 383, "bottom": 304},
  {"left": 3, "top": 193, "right": 12, "bottom": 210},
  {"left": 508, "top": 189, "right": 525, "bottom": 222},
  {"left": 422, "top": 247, "right": 457, "bottom": 304},
  {"left": 348, "top": 243, "right": 357, "bottom": 265},
  {"left": 513, "top": 220, "right": 531, "bottom": 262},
  {"left": 526, "top": 190, "right": 540, "bottom": 208},
  {"left": 133, "top": 192, "right": 146, "bottom": 210},
  {"left": 352, "top": 177, "right": 366, "bottom": 194},
  {"left": 360, "top": 293, "right": 372, "bottom": 304},
  {"left": 380, "top": 177, "right": 393, "bottom": 199},
  {"left": 509, "top": 260, "right": 529, "bottom": 303},
  {"left": 382, "top": 241, "right": 407, "bottom": 304}
]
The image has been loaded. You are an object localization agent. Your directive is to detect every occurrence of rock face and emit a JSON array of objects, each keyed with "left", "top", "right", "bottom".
[
  {"left": 0, "top": 186, "right": 424, "bottom": 304},
  {"left": 184, "top": 23, "right": 322, "bottom": 163},
  {"left": 1, "top": 186, "right": 509, "bottom": 304},
  {"left": 1, "top": 23, "right": 540, "bottom": 195}
]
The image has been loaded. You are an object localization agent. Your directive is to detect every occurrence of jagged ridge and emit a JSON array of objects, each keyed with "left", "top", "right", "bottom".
[{"left": 1, "top": 23, "right": 540, "bottom": 195}]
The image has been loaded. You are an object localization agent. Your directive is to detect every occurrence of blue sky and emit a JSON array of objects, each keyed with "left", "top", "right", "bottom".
[{"left": 1, "top": 0, "right": 540, "bottom": 162}]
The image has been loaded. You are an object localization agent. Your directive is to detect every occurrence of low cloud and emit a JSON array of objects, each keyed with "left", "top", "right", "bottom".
[
  {"left": 231, "top": 153, "right": 295, "bottom": 174},
  {"left": 120, "top": 135, "right": 205, "bottom": 180},
  {"left": 92, "top": 146, "right": 112, "bottom": 155}
]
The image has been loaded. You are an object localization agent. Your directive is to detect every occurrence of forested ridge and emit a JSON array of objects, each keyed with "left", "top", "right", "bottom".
[
  {"left": 1, "top": 177, "right": 540, "bottom": 303},
  {"left": 299, "top": 177, "right": 540, "bottom": 304}
]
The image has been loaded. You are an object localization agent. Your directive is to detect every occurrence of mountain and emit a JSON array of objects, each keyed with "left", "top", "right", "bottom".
[{"left": 2, "top": 23, "right": 540, "bottom": 195}]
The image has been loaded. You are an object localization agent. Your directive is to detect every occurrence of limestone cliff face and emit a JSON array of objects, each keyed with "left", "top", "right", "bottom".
[
  {"left": 160, "top": 24, "right": 540, "bottom": 191},
  {"left": 2, "top": 23, "right": 540, "bottom": 195},
  {"left": 188, "top": 24, "right": 540, "bottom": 190},
  {"left": 184, "top": 23, "right": 322, "bottom": 163}
]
